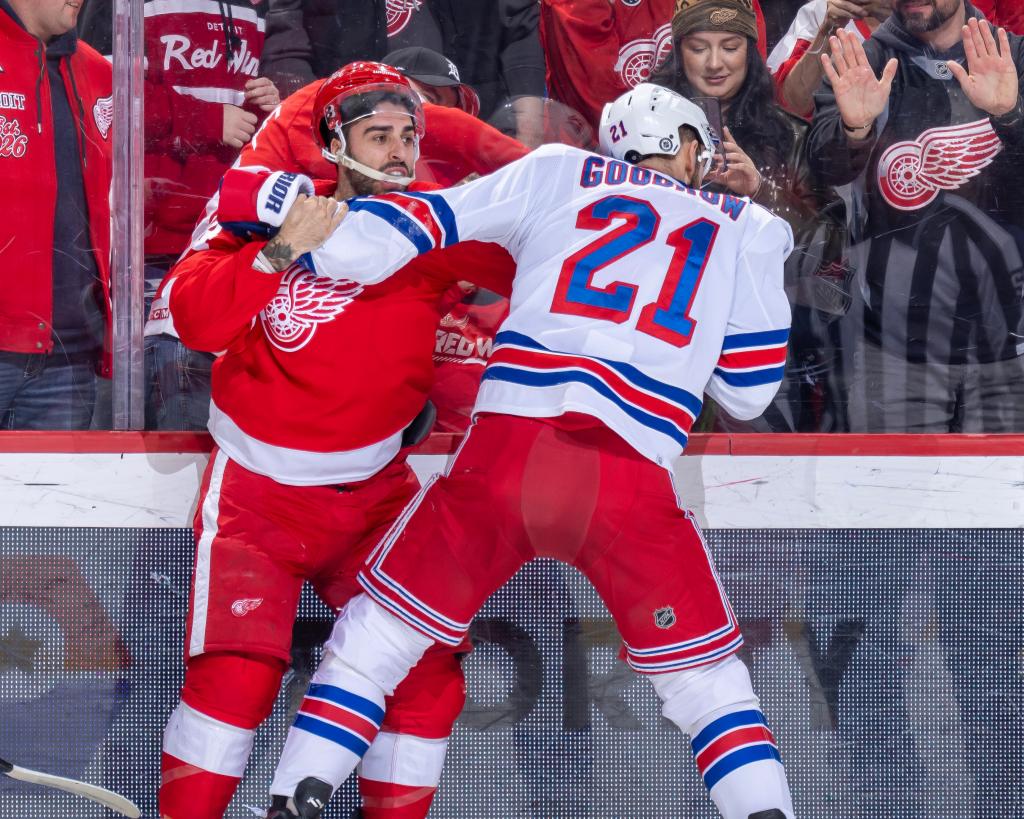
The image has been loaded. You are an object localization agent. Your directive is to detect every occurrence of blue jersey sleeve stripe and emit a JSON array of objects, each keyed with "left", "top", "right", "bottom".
[
  {"left": 306, "top": 684, "right": 386, "bottom": 723},
  {"left": 482, "top": 366, "right": 689, "bottom": 448},
  {"left": 713, "top": 366, "right": 785, "bottom": 387},
  {"left": 493, "top": 331, "right": 704, "bottom": 417},
  {"left": 348, "top": 199, "right": 434, "bottom": 254},
  {"left": 293, "top": 714, "right": 371, "bottom": 757},
  {"left": 721, "top": 328, "right": 791, "bottom": 351},
  {"left": 401, "top": 190, "right": 460, "bottom": 246},
  {"left": 691, "top": 708, "right": 768, "bottom": 753}
]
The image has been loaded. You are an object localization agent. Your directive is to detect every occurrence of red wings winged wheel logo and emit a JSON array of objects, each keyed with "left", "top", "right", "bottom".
[
  {"left": 261, "top": 267, "right": 364, "bottom": 352},
  {"left": 877, "top": 118, "right": 1002, "bottom": 211}
]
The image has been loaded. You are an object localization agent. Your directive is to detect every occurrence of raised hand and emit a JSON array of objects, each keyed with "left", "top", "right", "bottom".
[
  {"left": 820, "top": 28, "right": 898, "bottom": 132},
  {"left": 946, "top": 18, "right": 1019, "bottom": 117},
  {"left": 262, "top": 196, "right": 349, "bottom": 272}
]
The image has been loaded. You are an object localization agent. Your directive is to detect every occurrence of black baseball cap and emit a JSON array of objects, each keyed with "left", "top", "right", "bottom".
[{"left": 384, "top": 46, "right": 480, "bottom": 116}]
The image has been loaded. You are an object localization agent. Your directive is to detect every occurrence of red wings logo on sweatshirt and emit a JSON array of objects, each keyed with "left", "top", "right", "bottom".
[
  {"left": 261, "top": 267, "right": 363, "bottom": 352},
  {"left": 615, "top": 24, "right": 673, "bottom": 88},
  {"left": 93, "top": 95, "right": 113, "bottom": 140},
  {"left": 386, "top": 0, "right": 423, "bottom": 37},
  {"left": 877, "top": 118, "right": 1003, "bottom": 211}
]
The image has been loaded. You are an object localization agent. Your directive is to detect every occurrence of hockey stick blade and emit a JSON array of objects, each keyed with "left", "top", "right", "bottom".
[{"left": 0, "top": 756, "right": 141, "bottom": 817}]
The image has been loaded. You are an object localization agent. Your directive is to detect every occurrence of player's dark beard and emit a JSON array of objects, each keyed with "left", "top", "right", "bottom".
[
  {"left": 894, "top": 0, "right": 960, "bottom": 33},
  {"left": 349, "top": 162, "right": 413, "bottom": 196}
]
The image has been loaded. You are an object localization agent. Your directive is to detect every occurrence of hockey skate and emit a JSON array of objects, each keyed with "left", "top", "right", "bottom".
[{"left": 265, "top": 777, "right": 333, "bottom": 819}]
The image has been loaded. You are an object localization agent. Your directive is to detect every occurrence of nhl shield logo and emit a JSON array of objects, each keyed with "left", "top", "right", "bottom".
[{"left": 653, "top": 606, "right": 676, "bottom": 629}]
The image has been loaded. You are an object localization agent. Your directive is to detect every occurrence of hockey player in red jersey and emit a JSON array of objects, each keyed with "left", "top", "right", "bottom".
[
  {"left": 154, "top": 63, "right": 515, "bottom": 819},
  {"left": 263, "top": 84, "right": 795, "bottom": 818}
]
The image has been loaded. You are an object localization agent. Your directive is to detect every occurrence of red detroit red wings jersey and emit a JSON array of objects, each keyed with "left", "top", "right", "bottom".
[
  {"left": 162, "top": 178, "right": 515, "bottom": 484},
  {"left": 430, "top": 291, "right": 510, "bottom": 433}
]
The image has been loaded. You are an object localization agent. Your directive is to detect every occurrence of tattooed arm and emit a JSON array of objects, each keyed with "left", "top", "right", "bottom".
[
  {"left": 257, "top": 195, "right": 348, "bottom": 273},
  {"left": 164, "top": 197, "right": 347, "bottom": 352}
]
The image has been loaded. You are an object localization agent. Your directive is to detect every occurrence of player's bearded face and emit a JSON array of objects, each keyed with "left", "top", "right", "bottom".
[{"left": 345, "top": 109, "right": 418, "bottom": 195}]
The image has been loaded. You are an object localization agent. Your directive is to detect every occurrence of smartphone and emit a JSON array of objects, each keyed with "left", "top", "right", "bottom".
[{"left": 690, "top": 96, "right": 727, "bottom": 172}]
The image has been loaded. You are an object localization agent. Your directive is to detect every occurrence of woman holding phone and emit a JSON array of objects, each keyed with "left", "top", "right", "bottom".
[
  {"left": 652, "top": 0, "right": 821, "bottom": 224},
  {"left": 652, "top": 0, "right": 846, "bottom": 432}
]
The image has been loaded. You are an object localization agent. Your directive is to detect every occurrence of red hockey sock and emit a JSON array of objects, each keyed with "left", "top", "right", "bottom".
[
  {"left": 358, "top": 777, "right": 438, "bottom": 818},
  {"left": 159, "top": 652, "right": 286, "bottom": 819},
  {"left": 160, "top": 752, "right": 243, "bottom": 819}
]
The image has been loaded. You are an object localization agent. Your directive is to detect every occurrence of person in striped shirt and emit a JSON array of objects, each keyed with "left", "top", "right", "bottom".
[{"left": 809, "top": 4, "right": 1024, "bottom": 433}]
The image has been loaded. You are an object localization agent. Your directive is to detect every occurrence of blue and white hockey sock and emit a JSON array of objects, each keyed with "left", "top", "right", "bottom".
[
  {"left": 651, "top": 654, "right": 794, "bottom": 819},
  {"left": 270, "top": 660, "right": 386, "bottom": 797},
  {"left": 270, "top": 595, "right": 433, "bottom": 798},
  {"left": 690, "top": 706, "right": 793, "bottom": 819}
]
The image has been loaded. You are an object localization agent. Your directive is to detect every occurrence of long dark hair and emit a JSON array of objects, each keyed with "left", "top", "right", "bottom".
[{"left": 650, "top": 35, "right": 794, "bottom": 174}]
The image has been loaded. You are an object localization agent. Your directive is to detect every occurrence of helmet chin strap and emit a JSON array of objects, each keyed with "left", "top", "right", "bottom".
[
  {"left": 321, "top": 145, "right": 417, "bottom": 187},
  {"left": 339, "top": 152, "right": 416, "bottom": 186}
]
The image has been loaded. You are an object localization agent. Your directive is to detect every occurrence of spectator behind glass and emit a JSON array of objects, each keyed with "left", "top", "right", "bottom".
[
  {"left": 0, "top": 0, "right": 112, "bottom": 430},
  {"left": 768, "top": 0, "right": 893, "bottom": 118},
  {"left": 261, "top": 1, "right": 545, "bottom": 133},
  {"left": 809, "top": 5, "right": 1024, "bottom": 433},
  {"left": 81, "top": 0, "right": 279, "bottom": 431},
  {"left": 653, "top": 0, "right": 845, "bottom": 431},
  {"left": 540, "top": 0, "right": 767, "bottom": 131}
]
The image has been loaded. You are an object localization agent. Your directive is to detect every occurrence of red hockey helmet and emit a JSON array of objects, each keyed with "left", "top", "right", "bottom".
[{"left": 312, "top": 61, "right": 425, "bottom": 184}]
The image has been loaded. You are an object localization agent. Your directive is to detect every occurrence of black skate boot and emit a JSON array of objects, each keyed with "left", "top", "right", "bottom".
[
  {"left": 265, "top": 777, "right": 333, "bottom": 819},
  {"left": 265, "top": 794, "right": 297, "bottom": 819},
  {"left": 749, "top": 811, "right": 788, "bottom": 819}
]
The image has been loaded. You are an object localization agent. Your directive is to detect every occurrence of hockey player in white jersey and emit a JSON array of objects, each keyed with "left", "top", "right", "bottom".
[{"left": 265, "top": 84, "right": 795, "bottom": 819}]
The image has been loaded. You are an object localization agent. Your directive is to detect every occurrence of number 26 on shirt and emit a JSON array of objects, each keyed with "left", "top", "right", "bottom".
[{"left": 550, "top": 194, "right": 719, "bottom": 348}]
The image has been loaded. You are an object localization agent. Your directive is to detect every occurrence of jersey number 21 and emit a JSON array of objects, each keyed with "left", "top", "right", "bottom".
[{"left": 550, "top": 194, "right": 719, "bottom": 348}]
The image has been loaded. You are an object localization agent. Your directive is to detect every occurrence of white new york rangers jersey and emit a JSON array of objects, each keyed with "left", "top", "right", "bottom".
[{"left": 307, "top": 143, "right": 793, "bottom": 469}]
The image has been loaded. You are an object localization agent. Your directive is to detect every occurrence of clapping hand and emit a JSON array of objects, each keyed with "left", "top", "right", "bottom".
[{"left": 946, "top": 18, "right": 1019, "bottom": 117}]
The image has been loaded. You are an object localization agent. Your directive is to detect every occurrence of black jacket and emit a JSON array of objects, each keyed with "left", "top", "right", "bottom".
[
  {"left": 807, "top": 4, "right": 1024, "bottom": 364},
  {"left": 260, "top": 0, "right": 545, "bottom": 116}
]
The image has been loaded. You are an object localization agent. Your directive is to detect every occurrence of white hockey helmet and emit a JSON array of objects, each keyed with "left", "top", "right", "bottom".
[{"left": 599, "top": 83, "right": 716, "bottom": 177}]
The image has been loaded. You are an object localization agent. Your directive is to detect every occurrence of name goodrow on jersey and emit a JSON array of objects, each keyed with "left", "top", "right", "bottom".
[{"left": 579, "top": 155, "right": 748, "bottom": 223}]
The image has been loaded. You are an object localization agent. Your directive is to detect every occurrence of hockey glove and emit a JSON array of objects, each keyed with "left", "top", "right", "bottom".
[{"left": 218, "top": 168, "right": 315, "bottom": 236}]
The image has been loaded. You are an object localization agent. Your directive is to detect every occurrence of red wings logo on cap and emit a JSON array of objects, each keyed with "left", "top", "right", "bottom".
[
  {"left": 877, "top": 118, "right": 1002, "bottom": 211},
  {"left": 261, "top": 267, "right": 363, "bottom": 352}
]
